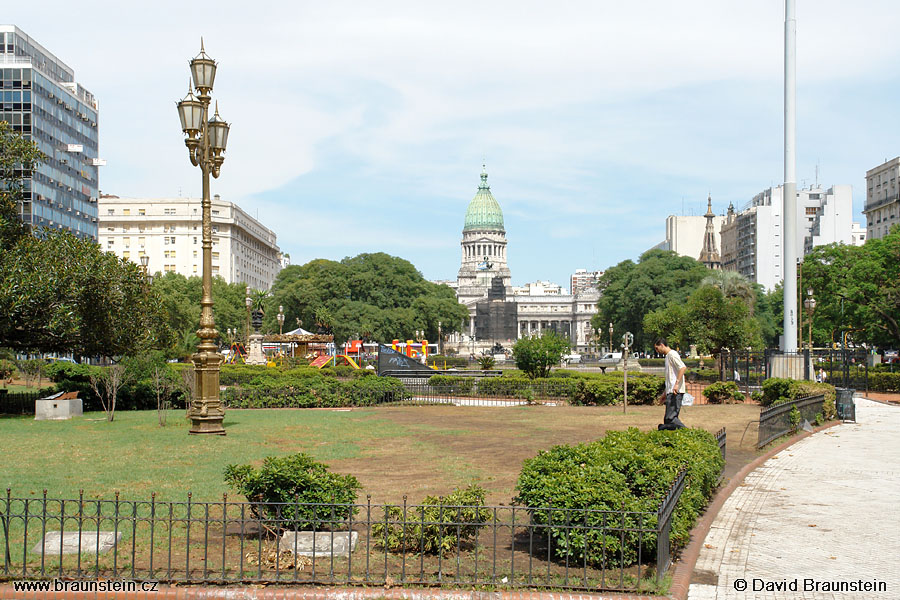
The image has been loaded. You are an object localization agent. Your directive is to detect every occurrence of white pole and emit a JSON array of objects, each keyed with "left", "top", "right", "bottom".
[{"left": 783, "top": 0, "right": 799, "bottom": 352}]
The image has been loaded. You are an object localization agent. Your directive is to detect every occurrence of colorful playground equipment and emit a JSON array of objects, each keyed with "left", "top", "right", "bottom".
[{"left": 309, "top": 354, "right": 361, "bottom": 369}]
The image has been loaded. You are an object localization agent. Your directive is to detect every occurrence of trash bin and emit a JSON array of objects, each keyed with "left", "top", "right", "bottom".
[{"left": 835, "top": 388, "right": 856, "bottom": 422}]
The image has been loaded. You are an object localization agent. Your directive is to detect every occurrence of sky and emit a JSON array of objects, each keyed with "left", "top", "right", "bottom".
[{"left": 7, "top": 1, "right": 900, "bottom": 288}]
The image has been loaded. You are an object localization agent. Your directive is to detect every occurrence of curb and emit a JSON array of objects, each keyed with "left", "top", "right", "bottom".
[
  {"left": 665, "top": 420, "right": 842, "bottom": 600},
  {"left": 0, "top": 584, "right": 661, "bottom": 600}
]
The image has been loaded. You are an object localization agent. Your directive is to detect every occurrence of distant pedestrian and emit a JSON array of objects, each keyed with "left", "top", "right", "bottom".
[{"left": 654, "top": 337, "right": 687, "bottom": 430}]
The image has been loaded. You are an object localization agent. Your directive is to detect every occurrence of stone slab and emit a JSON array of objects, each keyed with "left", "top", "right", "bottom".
[
  {"left": 31, "top": 531, "right": 122, "bottom": 555},
  {"left": 279, "top": 531, "right": 358, "bottom": 557},
  {"left": 34, "top": 397, "right": 82, "bottom": 420}
]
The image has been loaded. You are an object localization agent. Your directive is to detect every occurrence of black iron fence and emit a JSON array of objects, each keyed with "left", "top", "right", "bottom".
[
  {"left": 0, "top": 391, "right": 40, "bottom": 415},
  {"left": 0, "top": 481, "right": 692, "bottom": 593},
  {"left": 757, "top": 394, "right": 825, "bottom": 449},
  {"left": 720, "top": 349, "right": 868, "bottom": 395}
]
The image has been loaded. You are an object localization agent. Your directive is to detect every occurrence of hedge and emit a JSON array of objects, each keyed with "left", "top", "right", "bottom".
[
  {"left": 869, "top": 372, "right": 900, "bottom": 392},
  {"left": 427, "top": 375, "right": 476, "bottom": 395},
  {"left": 570, "top": 373, "right": 665, "bottom": 406},
  {"left": 223, "top": 376, "right": 409, "bottom": 408},
  {"left": 515, "top": 428, "right": 723, "bottom": 567},
  {"left": 761, "top": 378, "right": 836, "bottom": 419}
]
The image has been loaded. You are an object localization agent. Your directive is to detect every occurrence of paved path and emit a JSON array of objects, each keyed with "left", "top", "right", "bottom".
[{"left": 688, "top": 398, "right": 900, "bottom": 600}]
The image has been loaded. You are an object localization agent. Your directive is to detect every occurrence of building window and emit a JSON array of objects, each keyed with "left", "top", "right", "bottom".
[
  {"left": 164, "top": 264, "right": 176, "bottom": 273},
  {"left": 123, "top": 209, "right": 130, "bottom": 216},
  {"left": 193, "top": 237, "right": 197, "bottom": 244},
  {"left": 123, "top": 251, "right": 130, "bottom": 260},
  {"left": 164, "top": 208, "right": 176, "bottom": 216},
  {"left": 123, "top": 237, "right": 130, "bottom": 248},
  {"left": 138, "top": 208, "right": 145, "bottom": 216},
  {"left": 106, "top": 226, "right": 114, "bottom": 232},
  {"left": 107, "top": 209, "right": 114, "bottom": 215},
  {"left": 107, "top": 240, "right": 113, "bottom": 248}
]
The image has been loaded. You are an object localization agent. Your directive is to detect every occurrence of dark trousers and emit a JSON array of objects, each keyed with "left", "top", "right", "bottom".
[{"left": 658, "top": 392, "right": 686, "bottom": 430}]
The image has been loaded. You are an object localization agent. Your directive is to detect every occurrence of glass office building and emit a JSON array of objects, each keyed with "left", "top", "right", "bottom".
[{"left": 1, "top": 25, "right": 99, "bottom": 240}]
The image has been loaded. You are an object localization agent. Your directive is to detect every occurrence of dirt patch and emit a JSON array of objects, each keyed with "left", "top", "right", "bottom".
[{"left": 326, "top": 404, "right": 762, "bottom": 504}]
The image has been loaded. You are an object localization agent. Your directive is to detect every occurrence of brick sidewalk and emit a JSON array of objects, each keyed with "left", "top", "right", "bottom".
[{"left": 687, "top": 398, "right": 900, "bottom": 599}]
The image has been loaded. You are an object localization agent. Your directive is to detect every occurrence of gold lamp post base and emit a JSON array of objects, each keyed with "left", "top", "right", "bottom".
[{"left": 188, "top": 348, "right": 226, "bottom": 435}]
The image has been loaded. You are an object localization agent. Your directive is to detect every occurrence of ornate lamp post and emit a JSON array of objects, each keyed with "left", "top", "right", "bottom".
[
  {"left": 608, "top": 322, "right": 614, "bottom": 356},
  {"left": 804, "top": 289, "right": 816, "bottom": 351},
  {"left": 244, "top": 288, "right": 252, "bottom": 344},
  {"left": 176, "top": 40, "right": 230, "bottom": 435},
  {"left": 277, "top": 305, "right": 285, "bottom": 335}
]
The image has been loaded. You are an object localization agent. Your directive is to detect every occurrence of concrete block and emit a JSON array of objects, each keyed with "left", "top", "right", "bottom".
[
  {"left": 279, "top": 531, "right": 358, "bottom": 557},
  {"left": 31, "top": 531, "right": 122, "bottom": 555}
]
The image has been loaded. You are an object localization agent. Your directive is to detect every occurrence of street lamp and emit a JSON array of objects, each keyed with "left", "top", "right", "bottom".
[
  {"left": 277, "top": 305, "right": 285, "bottom": 335},
  {"left": 139, "top": 255, "right": 152, "bottom": 286},
  {"left": 803, "top": 289, "right": 817, "bottom": 351},
  {"left": 245, "top": 288, "right": 252, "bottom": 343},
  {"left": 608, "top": 322, "right": 614, "bottom": 356},
  {"left": 176, "top": 39, "right": 230, "bottom": 435}
]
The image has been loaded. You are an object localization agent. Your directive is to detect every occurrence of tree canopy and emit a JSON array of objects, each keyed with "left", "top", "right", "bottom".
[
  {"left": 590, "top": 250, "right": 710, "bottom": 350},
  {"left": 644, "top": 284, "right": 762, "bottom": 358},
  {"left": 802, "top": 226, "right": 900, "bottom": 349},
  {"left": 0, "top": 121, "right": 169, "bottom": 358},
  {"left": 267, "top": 253, "right": 469, "bottom": 344}
]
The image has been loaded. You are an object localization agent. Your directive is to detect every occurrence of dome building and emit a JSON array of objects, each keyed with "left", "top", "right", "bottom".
[
  {"left": 446, "top": 166, "right": 599, "bottom": 354},
  {"left": 456, "top": 166, "right": 512, "bottom": 310}
]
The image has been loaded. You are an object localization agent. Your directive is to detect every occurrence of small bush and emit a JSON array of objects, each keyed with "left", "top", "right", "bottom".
[
  {"left": 224, "top": 453, "right": 361, "bottom": 529},
  {"left": 515, "top": 428, "right": 723, "bottom": 568},
  {"left": 751, "top": 391, "right": 764, "bottom": 404},
  {"left": 476, "top": 355, "right": 496, "bottom": 370},
  {"left": 702, "top": 381, "right": 744, "bottom": 404},
  {"left": 570, "top": 373, "right": 665, "bottom": 406},
  {"left": 372, "top": 485, "right": 492, "bottom": 555},
  {"left": 761, "top": 378, "right": 793, "bottom": 407}
]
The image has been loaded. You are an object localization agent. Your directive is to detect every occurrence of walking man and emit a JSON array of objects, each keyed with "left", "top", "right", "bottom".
[{"left": 654, "top": 337, "right": 687, "bottom": 430}]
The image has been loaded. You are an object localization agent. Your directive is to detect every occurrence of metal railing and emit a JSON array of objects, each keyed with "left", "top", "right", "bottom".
[
  {"left": 0, "top": 483, "right": 689, "bottom": 593},
  {"left": 0, "top": 391, "right": 41, "bottom": 415},
  {"left": 757, "top": 394, "right": 825, "bottom": 449}
]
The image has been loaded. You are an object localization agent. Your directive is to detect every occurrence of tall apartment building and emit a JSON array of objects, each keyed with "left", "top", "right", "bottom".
[
  {"left": 1, "top": 25, "right": 100, "bottom": 239},
  {"left": 864, "top": 157, "right": 900, "bottom": 240},
  {"left": 98, "top": 195, "right": 283, "bottom": 290},
  {"left": 720, "top": 185, "right": 855, "bottom": 290},
  {"left": 570, "top": 269, "right": 603, "bottom": 295}
]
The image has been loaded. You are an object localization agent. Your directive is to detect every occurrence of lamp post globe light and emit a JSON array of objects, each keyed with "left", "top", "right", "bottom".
[
  {"left": 176, "top": 40, "right": 230, "bottom": 435},
  {"left": 804, "top": 289, "right": 816, "bottom": 350},
  {"left": 608, "top": 322, "right": 613, "bottom": 356},
  {"left": 277, "top": 305, "right": 285, "bottom": 335}
]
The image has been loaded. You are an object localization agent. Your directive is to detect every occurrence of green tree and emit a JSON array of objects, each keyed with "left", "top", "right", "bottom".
[
  {"left": 0, "top": 120, "right": 43, "bottom": 250},
  {"left": 803, "top": 227, "right": 900, "bottom": 348},
  {"left": 512, "top": 331, "right": 570, "bottom": 379},
  {"left": 149, "top": 272, "right": 256, "bottom": 357},
  {"left": 268, "top": 253, "right": 468, "bottom": 344},
  {"left": 590, "top": 250, "right": 709, "bottom": 351},
  {"left": 701, "top": 270, "right": 757, "bottom": 314},
  {"left": 0, "top": 229, "right": 170, "bottom": 358},
  {"left": 644, "top": 285, "right": 761, "bottom": 362}
]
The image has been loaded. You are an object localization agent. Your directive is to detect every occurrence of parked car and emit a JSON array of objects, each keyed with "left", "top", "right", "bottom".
[{"left": 563, "top": 353, "right": 582, "bottom": 364}]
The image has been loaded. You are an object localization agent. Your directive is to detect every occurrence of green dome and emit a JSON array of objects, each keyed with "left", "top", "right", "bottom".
[{"left": 463, "top": 167, "right": 505, "bottom": 232}]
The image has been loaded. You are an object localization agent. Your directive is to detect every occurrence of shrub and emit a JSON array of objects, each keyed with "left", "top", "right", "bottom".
[
  {"left": 515, "top": 428, "right": 723, "bottom": 568},
  {"left": 476, "top": 355, "right": 496, "bottom": 370},
  {"left": 372, "top": 485, "right": 492, "bottom": 555},
  {"left": 751, "top": 391, "right": 764, "bottom": 404},
  {"left": 224, "top": 453, "right": 361, "bottom": 529},
  {"left": 477, "top": 376, "right": 577, "bottom": 400},
  {"left": 223, "top": 376, "right": 408, "bottom": 408},
  {"left": 512, "top": 332, "right": 570, "bottom": 378},
  {"left": 870, "top": 372, "right": 900, "bottom": 393},
  {"left": 702, "top": 381, "right": 744, "bottom": 404},
  {"left": 0, "top": 359, "right": 16, "bottom": 383},
  {"left": 570, "top": 373, "right": 665, "bottom": 406},
  {"left": 760, "top": 378, "right": 793, "bottom": 407},
  {"left": 45, "top": 361, "right": 103, "bottom": 409}
]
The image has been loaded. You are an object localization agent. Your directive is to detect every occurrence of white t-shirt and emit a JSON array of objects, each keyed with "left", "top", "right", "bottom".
[{"left": 664, "top": 349, "right": 687, "bottom": 394}]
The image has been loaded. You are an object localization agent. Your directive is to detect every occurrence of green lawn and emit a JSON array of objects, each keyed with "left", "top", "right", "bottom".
[{"left": 0, "top": 403, "right": 762, "bottom": 505}]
